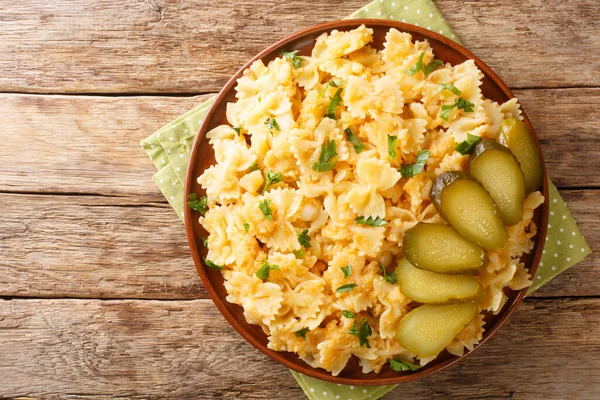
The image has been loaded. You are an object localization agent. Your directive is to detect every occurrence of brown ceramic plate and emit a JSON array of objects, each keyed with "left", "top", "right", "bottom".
[{"left": 184, "top": 19, "right": 549, "bottom": 386}]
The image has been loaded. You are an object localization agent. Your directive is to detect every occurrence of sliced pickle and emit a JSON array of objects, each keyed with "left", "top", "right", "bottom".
[
  {"left": 431, "top": 171, "right": 508, "bottom": 251},
  {"left": 499, "top": 118, "right": 544, "bottom": 193},
  {"left": 469, "top": 140, "right": 526, "bottom": 227},
  {"left": 395, "top": 303, "right": 479, "bottom": 358},
  {"left": 403, "top": 223, "right": 487, "bottom": 274},
  {"left": 397, "top": 258, "right": 484, "bottom": 304}
]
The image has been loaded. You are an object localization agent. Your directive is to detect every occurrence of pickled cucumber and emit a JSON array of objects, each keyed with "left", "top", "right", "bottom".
[
  {"left": 499, "top": 118, "right": 543, "bottom": 193},
  {"left": 397, "top": 258, "right": 484, "bottom": 304},
  {"left": 395, "top": 303, "right": 479, "bottom": 358},
  {"left": 469, "top": 140, "right": 526, "bottom": 227},
  {"left": 431, "top": 171, "right": 508, "bottom": 251},
  {"left": 403, "top": 223, "right": 487, "bottom": 274}
]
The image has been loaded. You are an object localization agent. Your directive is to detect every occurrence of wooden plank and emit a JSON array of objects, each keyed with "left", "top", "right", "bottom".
[
  {"left": 0, "top": 89, "right": 598, "bottom": 199},
  {"left": 0, "top": 297, "right": 598, "bottom": 398},
  {"left": 0, "top": 0, "right": 597, "bottom": 93},
  {"left": 0, "top": 190, "right": 596, "bottom": 300},
  {"left": 0, "top": 93, "right": 213, "bottom": 201}
]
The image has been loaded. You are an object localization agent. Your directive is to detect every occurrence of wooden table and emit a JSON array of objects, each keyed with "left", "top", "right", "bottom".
[{"left": 1, "top": 1, "right": 598, "bottom": 398}]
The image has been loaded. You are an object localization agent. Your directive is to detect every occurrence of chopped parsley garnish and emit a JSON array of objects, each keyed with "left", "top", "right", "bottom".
[
  {"left": 243, "top": 223, "right": 250, "bottom": 232},
  {"left": 406, "top": 52, "right": 443, "bottom": 77},
  {"left": 355, "top": 216, "right": 387, "bottom": 226},
  {"left": 255, "top": 261, "right": 280, "bottom": 281},
  {"left": 233, "top": 125, "right": 244, "bottom": 136},
  {"left": 295, "top": 327, "right": 309, "bottom": 340},
  {"left": 258, "top": 199, "right": 273, "bottom": 220},
  {"left": 248, "top": 162, "right": 260, "bottom": 173},
  {"left": 400, "top": 150, "right": 431, "bottom": 178},
  {"left": 281, "top": 50, "right": 304, "bottom": 68},
  {"left": 342, "top": 310, "right": 357, "bottom": 319},
  {"left": 380, "top": 264, "right": 398, "bottom": 284},
  {"left": 293, "top": 250, "right": 305, "bottom": 259},
  {"left": 262, "top": 170, "right": 282, "bottom": 194},
  {"left": 336, "top": 283, "right": 358, "bottom": 293},
  {"left": 312, "top": 140, "right": 337, "bottom": 172},
  {"left": 437, "top": 83, "right": 462, "bottom": 96},
  {"left": 187, "top": 193, "right": 208, "bottom": 215},
  {"left": 423, "top": 59, "right": 444, "bottom": 75},
  {"left": 264, "top": 118, "right": 281, "bottom": 135},
  {"left": 201, "top": 237, "right": 208, "bottom": 247},
  {"left": 454, "top": 133, "right": 482, "bottom": 155},
  {"left": 345, "top": 318, "right": 372, "bottom": 348},
  {"left": 341, "top": 265, "right": 352, "bottom": 278},
  {"left": 389, "top": 359, "right": 422, "bottom": 372},
  {"left": 324, "top": 87, "right": 343, "bottom": 119},
  {"left": 203, "top": 258, "right": 223, "bottom": 271},
  {"left": 318, "top": 79, "right": 342, "bottom": 98},
  {"left": 388, "top": 134, "right": 398, "bottom": 160},
  {"left": 298, "top": 229, "right": 311, "bottom": 248},
  {"left": 345, "top": 128, "right": 364, "bottom": 153},
  {"left": 440, "top": 97, "right": 475, "bottom": 121}
]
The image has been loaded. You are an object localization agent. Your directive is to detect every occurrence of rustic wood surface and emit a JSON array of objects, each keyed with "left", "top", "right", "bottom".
[{"left": 0, "top": 0, "right": 598, "bottom": 398}]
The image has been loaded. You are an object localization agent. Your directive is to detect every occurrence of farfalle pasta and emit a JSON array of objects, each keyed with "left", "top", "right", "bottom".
[{"left": 196, "top": 25, "right": 543, "bottom": 375}]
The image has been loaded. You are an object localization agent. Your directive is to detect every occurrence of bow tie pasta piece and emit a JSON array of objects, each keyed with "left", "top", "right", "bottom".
[
  {"left": 225, "top": 271, "right": 284, "bottom": 326},
  {"left": 343, "top": 75, "right": 404, "bottom": 119},
  {"left": 312, "top": 25, "right": 373, "bottom": 61},
  {"left": 346, "top": 158, "right": 401, "bottom": 218}
]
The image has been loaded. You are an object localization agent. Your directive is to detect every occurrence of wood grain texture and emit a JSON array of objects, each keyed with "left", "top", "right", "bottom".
[
  {"left": 0, "top": 0, "right": 597, "bottom": 94},
  {"left": 0, "top": 89, "right": 598, "bottom": 200},
  {"left": 0, "top": 190, "right": 596, "bottom": 300},
  {"left": 0, "top": 297, "right": 598, "bottom": 399}
]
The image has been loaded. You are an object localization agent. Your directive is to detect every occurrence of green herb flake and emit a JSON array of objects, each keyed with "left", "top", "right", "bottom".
[
  {"left": 248, "top": 162, "right": 260, "bottom": 173},
  {"left": 264, "top": 118, "right": 281, "bottom": 135},
  {"left": 293, "top": 250, "right": 305, "bottom": 259},
  {"left": 336, "top": 283, "right": 358, "bottom": 293},
  {"left": 454, "top": 133, "right": 482, "bottom": 155},
  {"left": 295, "top": 327, "right": 309, "bottom": 340},
  {"left": 312, "top": 140, "right": 337, "bottom": 172},
  {"left": 243, "top": 223, "right": 250, "bottom": 232},
  {"left": 380, "top": 264, "right": 398, "bottom": 284},
  {"left": 406, "top": 52, "right": 443, "bottom": 77},
  {"left": 341, "top": 265, "right": 352, "bottom": 278},
  {"left": 262, "top": 170, "right": 282, "bottom": 194},
  {"left": 233, "top": 125, "right": 244, "bottom": 136},
  {"left": 255, "top": 261, "right": 280, "bottom": 281},
  {"left": 203, "top": 258, "right": 224, "bottom": 271},
  {"left": 325, "top": 87, "right": 343, "bottom": 119},
  {"left": 437, "top": 83, "right": 462, "bottom": 96},
  {"left": 399, "top": 150, "right": 431, "bottom": 178},
  {"left": 318, "top": 79, "right": 343, "bottom": 98},
  {"left": 298, "top": 229, "right": 311, "bottom": 249},
  {"left": 187, "top": 193, "right": 208, "bottom": 215},
  {"left": 423, "top": 59, "right": 444, "bottom": 76},
  {"left": 405, "top": 52, "right": 425, "bottom": 76},
  {"left": 281, "top": 50, "right": 304, "bottom": 69},
  {"left": 440, "top": 97, "right": 475, "bottom": 121},
  {"left": 388, "top": 134, "right": 398, "bottom": 161},
  {"left": 355, "top": 216, "right": 387, "bottom": 227},
  {"left": 389, "top": 359, "right": 422, "bottom": 372},
  {"left": 345, "top": 128, "right": 364, "bottom": 153},
  {"left": 202, "top": 237, "right": 208, "bottom": 247},
  {"left": 342, "top": 310, "right": 357, "bottom": 319},
  {"left": 258, "top": 199, "right": 273, "bottom": 220},
  {"left": 345, "top": 318, "right": 372, "bottom": 348}
]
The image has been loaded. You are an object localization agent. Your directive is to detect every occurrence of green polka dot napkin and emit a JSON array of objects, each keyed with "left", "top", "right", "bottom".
[{"left": 140, "top": 1, "right": 591, "bottom": 398}]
